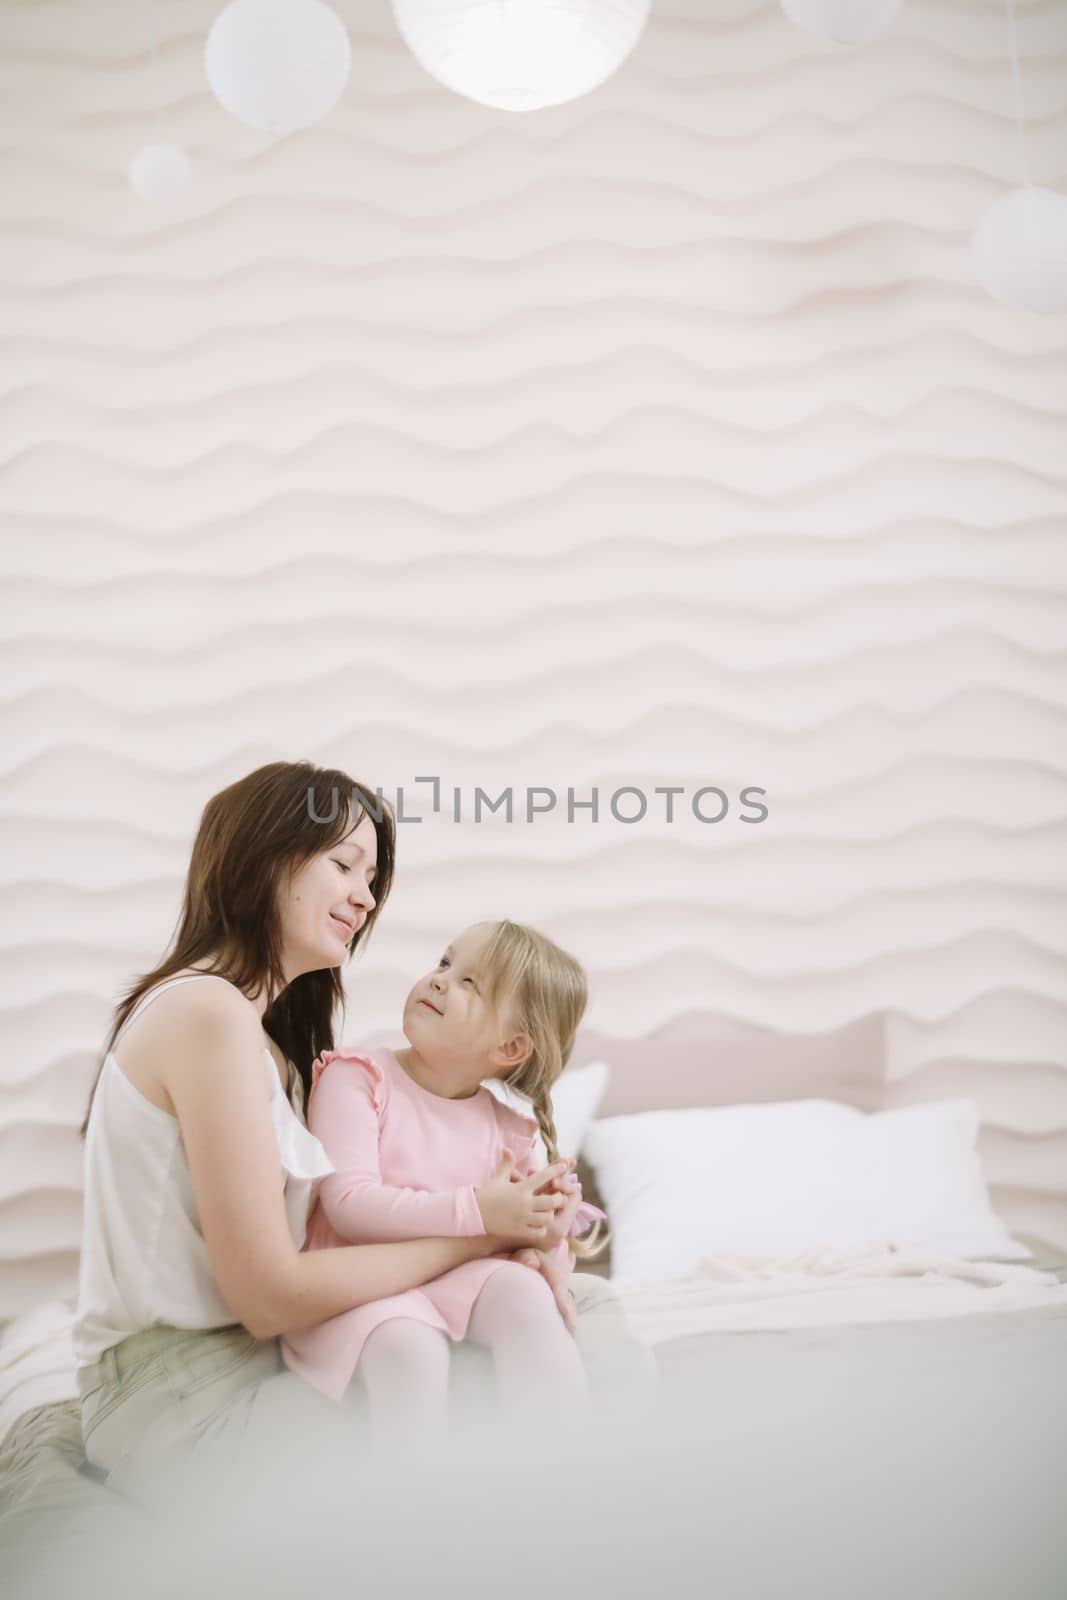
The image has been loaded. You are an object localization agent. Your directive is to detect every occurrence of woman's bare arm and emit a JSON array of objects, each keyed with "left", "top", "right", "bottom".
[
  {"left": 160, "top": 983, "right": 502, "bottom": 1341},
  {"left": 262, "top": 1234, "right": 502, "bottom": 1341}
]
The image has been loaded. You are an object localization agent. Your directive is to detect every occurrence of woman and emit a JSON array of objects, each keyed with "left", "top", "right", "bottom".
[{"left": 72, "top": 760, "right": 575, "bottom": 1503}]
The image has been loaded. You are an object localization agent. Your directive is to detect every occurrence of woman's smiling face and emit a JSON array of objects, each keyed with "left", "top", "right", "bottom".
[{"left": 277, "top": 809, "right": 378, "bottom": 977}]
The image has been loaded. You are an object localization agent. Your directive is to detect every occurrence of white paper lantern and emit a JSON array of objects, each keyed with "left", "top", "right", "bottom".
[
  {"left": 391, "top": 0, "right": 650, "bottom": 113},
  {"left": 780, "top": 0, "right": 902, "bottom": 46},
  {"left": 128, "top": 143, "right": 192, "bottom": 203},
  {"left": 205, "top": 0, "right": 351, "bottom": 135},
  {"left": 970, "top": 185, "right": 1067, "bottom": 316}
]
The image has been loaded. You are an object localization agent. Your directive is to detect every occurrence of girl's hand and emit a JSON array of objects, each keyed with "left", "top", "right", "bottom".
[
  {"left": 475, "top": 1149, "right": 570, "bottom": 1243},
  {"left": 533, "top": 1174, "right": 582, "bottom": 1249},
  {"left": 514, "top": 1246, "right": 577, "bottom": 1335},
  {"left": 522, "top": 1155, "right": 577, "bottom": 1193}
]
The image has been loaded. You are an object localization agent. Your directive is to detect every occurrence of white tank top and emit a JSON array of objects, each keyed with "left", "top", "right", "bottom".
[{"left": 73, "top": 973, "right": 335, "bottom": 1369}]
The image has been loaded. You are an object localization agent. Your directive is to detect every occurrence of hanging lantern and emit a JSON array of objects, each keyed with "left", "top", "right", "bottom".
[
  {"left": 205, "top": 0, "right": 351, "bottom": 135},
  {"left": 971, "top": 185, "right": 1067, "bottom": 315},
  {"left": 390, "top": 0, "right": 651, "bottom": 113}
]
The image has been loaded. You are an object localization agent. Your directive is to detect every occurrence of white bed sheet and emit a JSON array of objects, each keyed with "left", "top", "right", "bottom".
[
  {"left": 6, "top": 1243, "right": 1066, "bottom": 1447},
  {"left": 614, "top": 1241, "right": 1067, "bottom": 1347}
]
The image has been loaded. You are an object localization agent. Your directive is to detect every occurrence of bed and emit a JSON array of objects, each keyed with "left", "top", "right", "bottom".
[{"left": 3, "top": 1007, "right": 1066, "bottom": 1598}]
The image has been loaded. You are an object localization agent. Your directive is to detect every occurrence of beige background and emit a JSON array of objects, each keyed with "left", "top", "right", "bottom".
[{"left": 2, "top": 0, "right": 1067, "bottom": 1320}]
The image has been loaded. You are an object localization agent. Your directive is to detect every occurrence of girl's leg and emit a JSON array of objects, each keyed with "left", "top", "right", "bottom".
[
  {"left": 350, "top": 1319, "right": 451, "bottom": 1446},
  {"left": 465, "top": 1263, "right": 590, "bottom": 1423}
]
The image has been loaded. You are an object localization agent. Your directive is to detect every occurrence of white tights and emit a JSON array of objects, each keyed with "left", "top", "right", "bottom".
[{"left": 352, "top": 1263, "right": 588, "bottom": 1443}]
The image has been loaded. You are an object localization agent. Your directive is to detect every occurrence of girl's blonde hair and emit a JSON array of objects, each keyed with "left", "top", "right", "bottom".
[{"left": 479, "top": 919, "right": 608, "bottom": 1261}]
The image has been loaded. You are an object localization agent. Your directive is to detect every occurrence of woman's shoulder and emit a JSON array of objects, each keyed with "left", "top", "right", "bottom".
[
  {"left": 132, "top": 968, "right": 252, "bottom": 1011},
  {"left": 120, "top": 973, "right": 264, "bottom": 1076},
  {"left": 114, "top": 973, "right": 270, "bottom": 1119},
  {"left": 136, "top": 972, "right": 262, "bottom": 1041}
]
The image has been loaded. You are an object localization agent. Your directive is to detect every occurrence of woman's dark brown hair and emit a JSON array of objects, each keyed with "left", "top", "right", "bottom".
[{"left": 78, "top": 761, "right": 395, "bottom": 1139}]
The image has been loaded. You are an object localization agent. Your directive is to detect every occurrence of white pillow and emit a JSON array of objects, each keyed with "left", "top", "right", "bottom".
[
  {"left": 857, "top": 1098, "right": 1030, "bottom": 1260},
  {"left": 485, "top": 1061, "right": 611, "bottom": 1162},
  {"left": 582, "top": 1096, "right": 1030, "bottom": 1284}
]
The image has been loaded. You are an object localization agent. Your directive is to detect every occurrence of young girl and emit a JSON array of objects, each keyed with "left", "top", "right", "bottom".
[{"left": 280, "top": 919, "right": 606, "bottom": 1437}]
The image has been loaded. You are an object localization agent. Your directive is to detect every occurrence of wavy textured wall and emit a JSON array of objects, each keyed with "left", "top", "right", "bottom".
[{"left": 2, "top": 0, "right": 1067, "bottom": 1321}]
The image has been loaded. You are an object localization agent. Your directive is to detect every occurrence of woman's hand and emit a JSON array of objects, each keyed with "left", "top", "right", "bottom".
[
  {"left": 475, "top": 1149, "right": 571, "bottom": 1243},
  {"left": 514, "top": 1245, "right": 578, "bottom": 1335}
]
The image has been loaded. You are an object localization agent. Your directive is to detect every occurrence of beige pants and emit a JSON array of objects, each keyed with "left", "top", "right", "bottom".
[
  {"left": 76, "top": 1322, "right": 340, "bottom": 1504},
  {"left": 2, "top": 1277, "right": 653, "bottom": 1595},
  {"left": 76, "top": 1274, "right": 651, "bottom": 1503}
]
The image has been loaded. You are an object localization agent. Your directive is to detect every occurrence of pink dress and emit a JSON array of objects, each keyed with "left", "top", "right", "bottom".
[{"left": 280, "top": 1046, "right": 573, "bottom": 1405}]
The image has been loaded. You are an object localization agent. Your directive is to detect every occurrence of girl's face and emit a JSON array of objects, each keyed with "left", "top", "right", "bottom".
[
  {"left": 276, "top": 810, "right": 378, "bottom": 979},
  {"left": 401, "top": 922, "right": 527, "bottom": 1093}
]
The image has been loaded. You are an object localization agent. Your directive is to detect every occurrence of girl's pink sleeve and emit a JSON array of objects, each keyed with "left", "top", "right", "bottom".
[{"left": 308, "top": 1054, "right": 486, "bottom": 1242}]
